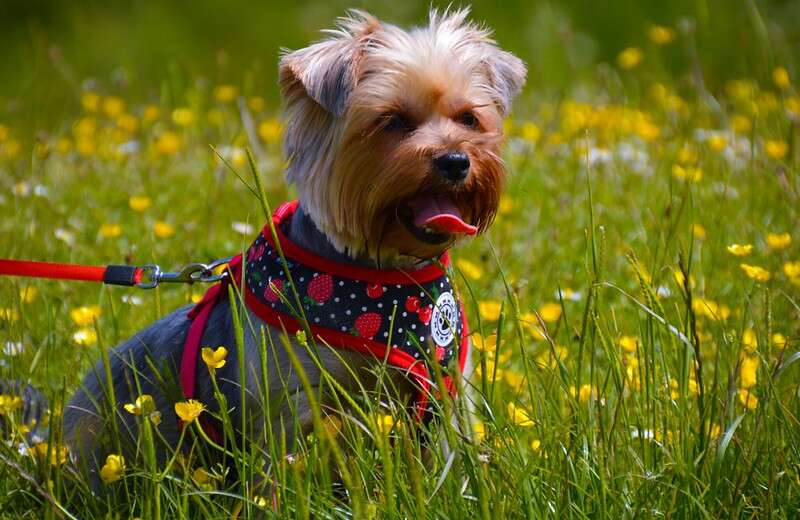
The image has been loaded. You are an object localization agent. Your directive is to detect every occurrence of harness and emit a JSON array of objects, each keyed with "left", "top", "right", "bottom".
[{"left": 181, "top": 201, "right": 469, "bottom": 440}]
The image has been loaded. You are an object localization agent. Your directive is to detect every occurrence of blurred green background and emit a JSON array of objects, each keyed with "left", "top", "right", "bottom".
[{"left": 1, "top": 0, "right": 798, "bottom": 133}]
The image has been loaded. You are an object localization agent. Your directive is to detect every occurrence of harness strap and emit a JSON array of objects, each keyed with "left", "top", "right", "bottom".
[{"left": 179, "top": 255, "right": 242, "bottom": 444}]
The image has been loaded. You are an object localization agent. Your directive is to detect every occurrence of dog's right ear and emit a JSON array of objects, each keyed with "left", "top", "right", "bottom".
[{"left": 279, "top": 11, "right": 379, "bottom": 118}]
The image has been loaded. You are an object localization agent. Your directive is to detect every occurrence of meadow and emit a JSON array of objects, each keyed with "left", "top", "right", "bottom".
[{"left": 1, "top": 1, "right": 799, "bottom": 518}]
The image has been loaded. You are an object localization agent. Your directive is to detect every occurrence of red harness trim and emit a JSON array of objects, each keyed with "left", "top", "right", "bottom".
[
  {"left": 180, "top": 201, "right": 469, "bottom": 441},
  {"left": 263, "top": 201, "right": 452, "bottom": 284}
]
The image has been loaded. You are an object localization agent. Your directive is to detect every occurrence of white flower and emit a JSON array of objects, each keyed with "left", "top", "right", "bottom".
[
  {"left": 121, "top": 294, "right": 143, "bottom": 306},
  {"left": 54, "top": 228, "right": 76, "bottom": 246},
  {"left": 3, "top": 341, "right": 24, "bottom": 356},
  {"left": 231, "top": 222, "right": 254, "bottom": 236}
]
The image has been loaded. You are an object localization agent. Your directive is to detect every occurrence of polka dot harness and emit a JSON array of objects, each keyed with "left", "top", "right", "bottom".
[{"left": 181, "top": 201, "right": 469, "bottom": 428}]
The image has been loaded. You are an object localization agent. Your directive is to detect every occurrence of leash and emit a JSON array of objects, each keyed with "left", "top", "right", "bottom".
[{"left": 0, "top": 257, "right": 233, "bottom": 289}]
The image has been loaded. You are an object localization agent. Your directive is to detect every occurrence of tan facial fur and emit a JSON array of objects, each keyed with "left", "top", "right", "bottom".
[{"left": 279, "top": 8, "right": 526, "bottom": 261}]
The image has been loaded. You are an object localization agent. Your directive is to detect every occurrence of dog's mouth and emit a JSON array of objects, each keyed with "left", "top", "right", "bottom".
[{"left": 398, "top": 194, "right": 478, "bottom": 245}]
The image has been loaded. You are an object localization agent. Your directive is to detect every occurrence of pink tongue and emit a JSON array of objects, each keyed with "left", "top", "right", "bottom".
[{"left": 409, "top": 195, "right": 477, "bottom": 235}]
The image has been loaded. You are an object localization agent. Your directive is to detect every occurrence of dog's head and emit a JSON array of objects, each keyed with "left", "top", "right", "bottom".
[{"left": 279, "top": 8, "right": 526, "bottom": 261}]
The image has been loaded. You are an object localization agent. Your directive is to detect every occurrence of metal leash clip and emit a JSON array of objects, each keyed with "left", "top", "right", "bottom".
[{"left": 136, "top": 257, "right": 234, "bottom": 289}]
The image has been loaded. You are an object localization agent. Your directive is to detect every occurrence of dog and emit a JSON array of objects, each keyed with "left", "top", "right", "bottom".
[{"left": 53, "top": 8, "right": 526, "bottom": 487}]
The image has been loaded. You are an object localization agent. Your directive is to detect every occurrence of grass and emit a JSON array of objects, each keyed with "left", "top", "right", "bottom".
[{"left": 1, "top": 7, "right": 800, "bottom": 519}]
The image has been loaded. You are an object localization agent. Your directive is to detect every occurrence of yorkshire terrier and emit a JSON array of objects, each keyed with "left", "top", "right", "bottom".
[{"left": 54, "top": 8, "right": 526, "bottom": 486}]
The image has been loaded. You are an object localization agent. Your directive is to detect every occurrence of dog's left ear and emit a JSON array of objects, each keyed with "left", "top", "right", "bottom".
[
  {"left": 279, "top": 10, "right": 379, "bottom": 117},
  {"left": 483, "top": 49, "right": 527, "bottom": 115}
]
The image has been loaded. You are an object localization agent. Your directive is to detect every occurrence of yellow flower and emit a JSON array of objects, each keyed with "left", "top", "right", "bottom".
[
  {"left": 55, "top": 137, "right": 72, "bottom": 154},
  {"left": 375, "top": 414, "right": 401, "bottom": 434},
  {"left": 742, "top": 328, "right": 758, "bottom": 353},
  {"left": 471, "top": 333, "right": 497, "bottom": 352},
  {"left": 72, "top": 327, "right": 98, "bottom": 346},
  {"left": 648, "top": 25, "right": 675, "bottom": 45},
  {"left": 471, "top": 421, "right": 486, "bottom": 442},
  {"left": 617, "top": 47, "right": 643, "bottom": 70},
  {"left": 207, "top": 109, "right": 225, "bottom": 126},
  {"left": 520, "top": 312, "right": 547, "bottom": 341},
  {"left": 0, "top": 308, "right": 20, "bottom": 322},
  {"left": 100, "top": 454, "right": 125, "bottom": 484},
  {"left": 726, "top": 243, "right": 753, "bottom": 257},
  {"left": 258, "top": 118, "right": 282, "bottom": 143},
  {"left": 538, "top": 302, "right": 562, "bottom": 323},
  {"left": 129, "top": 195, "right": 151, "bottom": 212},
  {"left": 521, "top": 121, "right": 541, "bottom": 142},
  {"left": 201, "top": 346, "right": 228, "bottom": 370},
  {"left": 498, "top": 197, "right": 516, "bottom": 216},
  {"left": 634, "top": 119, "right": 660, "bottom": 141},
  {"left": 677, "top": 146, "right": 698, "bottom": 165},
  {"left": 784, "top": 261, "right": 800, "bottom": 279},
  {"left": 0, "top": 394, "right": 23, "bottom": 415},
  {"left": 692, "top": 298, "right": 730, "bottom": 321},
  {"left": 76, "top": 137, "right": 97, "bottom": 157},
  {"left": 28, "top": 442, "right": 69, "bottom": 466},
  {"left": 248, "top": 96, "right": 266, "bottom": 112},
  {"left": 692, "top": 224, "right": 707, "bottom": 240},
  {"left": 739, "top": 355, "right": 759, "bottom": 389},
  {"left": 731, "top": 115, "right": 752, "bottom": 134},
  {"left": 456, "top": 258, "right": 483, "bottom": 280},
  {"left": 772, "top": 333, "right": 787, "bottom": 349},
  {"left": 503, "top": 370, "right": 524, "bottom": 387},
  {"left": 124, "top": 394, "right": 155, "bottom": 416},
  {"left": 70, "top": 305, "right": 101, "bottom": 326},
  {"left": 669, "top": 377, "right": 699, "bottom": 399},
  {"left": 737, "top": 389, "right": 758, "bottom": 410},
  {"left": 149, "top": 411, "right": 162, "bottom": 426},
  {"left": 672, "top": 164, "right": 703, "bottom": 182},
  {"left": 116, "top": 113, "right": 139, "bottom": 134},
  {"left": 570, "top": 384, "right": 597, "bottom": 403},
  {"left": 81, "top": 91, "right": 101, "bottom": 112},
  {"left": 787, "top": 96, "right": 800, "bottom": 117},
  {"left": 707, "top": 135, "right": 727, "bottom": 152},
  {"left": 739, "top": 263, "right": 771, "bottom": 282},
  {"left": 531, "top": 439, "right": 542, "bottom": 452},
  {"left": 142, "top": 105, "right": 161, "bottom": 123},
  {"left": 478, "top": 300, "right": 502, "bottom": 321},
  {"left": 764, "top": 140, "right": 788, "bottom": 160},
  {"left": 507, "top": 402, "right": 535, "bottom": 427},
  {"left": 618, "top": 335, "right": 638, "bottom": 353},
  {"left": 171, "top": 107, "right": 195, "bottom": 127},
  {"left": 772, "top": 67, "right": 791, "bottom": 90},
  {"left": 766, "top": 232, "right": 791, "bottom": 251},
  {"left": 100, "top": 223, "right": 122, "bottom": 238},
  {"left": 174, "top": 400, "right": 205, "bottom": 424},
  {"left": 155, "top": 130, "right": 182, "bottom": 155},
  {"left": 102, "top": 96, "right": 126, "bottom": 118},
  {"left": 153, "top": 221, "right": 175, "bottom": 238},
  {"left": 19, "top": 286, "right": 38, "bottom": 304},
  {"left": 213, "top": 84, "right": 239, "bottom": 103}
]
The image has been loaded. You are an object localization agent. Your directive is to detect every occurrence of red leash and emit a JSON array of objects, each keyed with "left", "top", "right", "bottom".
[{"left": 0, "top": 257, "right": 233, "bottom": 288}]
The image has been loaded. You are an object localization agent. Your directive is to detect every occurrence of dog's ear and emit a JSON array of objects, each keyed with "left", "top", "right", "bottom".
[
  {"left": 279, "top": 10, "right": 379, "bottom": 117},
  {"left": 483, "top": 48, "right": 527, "bottom": 115}
]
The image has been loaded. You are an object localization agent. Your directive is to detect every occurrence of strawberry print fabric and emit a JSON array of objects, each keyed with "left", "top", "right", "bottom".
[{"left": 244, "top": 223, "right": 464, "bottom": 370}]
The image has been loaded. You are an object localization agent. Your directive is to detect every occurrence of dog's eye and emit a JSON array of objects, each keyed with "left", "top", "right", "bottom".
[
  {"left": 382, "top": 112, "right": 414, "bottom": 133},
  {"left": 457, "top": 111, "right": 479, "bottom": 129}
]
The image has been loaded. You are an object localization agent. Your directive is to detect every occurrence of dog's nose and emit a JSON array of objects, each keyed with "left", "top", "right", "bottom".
[{"left": 432, "top": 152, "right": 470, "bottom": 182}]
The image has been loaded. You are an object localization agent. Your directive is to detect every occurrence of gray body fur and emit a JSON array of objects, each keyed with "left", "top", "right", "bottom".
[{"left": 62, "top": 205, "right": 435, "bottom": 485}]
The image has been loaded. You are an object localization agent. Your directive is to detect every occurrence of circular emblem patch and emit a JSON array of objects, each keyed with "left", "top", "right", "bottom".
[{"left": 430, "top": 291, "right": 457, "bottom": 346}]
